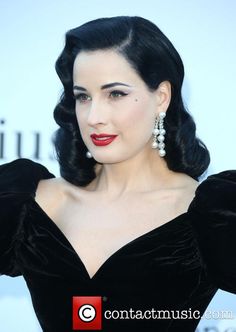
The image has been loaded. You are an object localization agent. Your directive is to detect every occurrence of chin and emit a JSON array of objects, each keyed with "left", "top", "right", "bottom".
[
  {"left": 91, "top": 152, "right": 125, "bottom": 164},
  {"left": 93, "top": 157, "right": 120, "bottom": 164}
]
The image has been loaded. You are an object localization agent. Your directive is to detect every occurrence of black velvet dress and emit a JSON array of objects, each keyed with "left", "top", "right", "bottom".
[{"left": 0, "top": 158, "right": 236, "bottom": 332}]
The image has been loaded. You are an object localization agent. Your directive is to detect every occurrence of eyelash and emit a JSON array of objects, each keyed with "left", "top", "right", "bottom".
[
  {"left": 74, "top": 93, "right": 91, "bottom": 103},
  {"left": 74, "top": 90, "right": 128, "bottom": 103},
  {"left": 110, "top": 90, "right": 128, "bottom": 98}
]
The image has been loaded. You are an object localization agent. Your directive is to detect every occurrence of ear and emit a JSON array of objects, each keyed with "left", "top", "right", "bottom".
[{"left": 155, "top": 81, "right": 171, "bottom": 116}]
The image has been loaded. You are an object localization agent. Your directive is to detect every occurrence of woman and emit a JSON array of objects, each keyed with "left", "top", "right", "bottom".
[{"left": 0, "top": 16, "right": 235, "bottom": 332}]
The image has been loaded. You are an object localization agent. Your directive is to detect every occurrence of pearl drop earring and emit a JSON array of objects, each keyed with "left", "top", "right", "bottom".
[
  {"left": 151, "top": 112, "right": 166, "bottom": 157},
  {"left": 86, "top": 151, "right": 93, "bottom": 158}
]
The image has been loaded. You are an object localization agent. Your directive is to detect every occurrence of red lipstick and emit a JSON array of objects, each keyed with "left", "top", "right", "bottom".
[{"left": 90, "top": 133, "right": 118, "bottom": 146}]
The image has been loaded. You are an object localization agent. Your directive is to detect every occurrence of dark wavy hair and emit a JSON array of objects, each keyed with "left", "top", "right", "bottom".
[{"left": 53, "top": 16, "right": 210, "bottom": 186}]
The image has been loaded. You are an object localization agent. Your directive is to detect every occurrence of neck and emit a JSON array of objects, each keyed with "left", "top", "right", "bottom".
[{"left": 89, "top": 149, "right": 177, "bottom": 198}]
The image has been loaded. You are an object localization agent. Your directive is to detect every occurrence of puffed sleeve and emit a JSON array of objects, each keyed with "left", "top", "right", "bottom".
[
  {"left": 188, "top": 170, "right": 236, "bottom": 293},
  {"left": 0, "top": 158, "right": 55, "bottom": 277}
]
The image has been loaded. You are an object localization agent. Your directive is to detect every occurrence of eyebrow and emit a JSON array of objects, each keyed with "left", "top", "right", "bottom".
[{"left": 73, "top": 82, "right": 132, "bottom": 91}]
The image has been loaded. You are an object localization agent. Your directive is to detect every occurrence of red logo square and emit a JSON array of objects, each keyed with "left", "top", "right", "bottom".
[{"left": 72, "top": 296, "right": 102, "bottom": 330}]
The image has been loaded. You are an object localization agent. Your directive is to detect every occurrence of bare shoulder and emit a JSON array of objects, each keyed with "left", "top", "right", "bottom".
[
  {"left": 35, "top": 175, "right": 89, "bottom": 210},
  {"left": 35, "top": 177, "right": 71, "bottom": 216},
  {"left": 35, "top": 177, "right": 63, "bottom": 199},
  {"left": 172, "top": 174, "right": 199, "bottom": 210},
  {"left": 179, "top": 175, "right": 199, "bottom": 191}
]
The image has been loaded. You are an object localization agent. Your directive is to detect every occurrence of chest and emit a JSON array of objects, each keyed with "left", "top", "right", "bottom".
[{"left": 50, "top": 193, "right": 185, "bottom": 278}]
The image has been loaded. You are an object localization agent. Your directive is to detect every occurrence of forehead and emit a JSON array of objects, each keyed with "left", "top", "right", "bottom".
[{"left": 73, "top": 49, "right": 140, "bottom": 84}]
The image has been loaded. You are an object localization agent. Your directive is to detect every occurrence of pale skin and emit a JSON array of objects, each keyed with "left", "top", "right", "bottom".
[{"left": 35, "top": 50, "right": 199, "bottom": 279}]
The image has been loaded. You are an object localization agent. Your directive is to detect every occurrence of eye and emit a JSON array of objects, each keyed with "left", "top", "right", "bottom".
[
  {"left": 109, "top": 90, "right": 128, "bottom": 99},
  {"left": 74, "top": 93, "right": 92, "bottom": 103}
]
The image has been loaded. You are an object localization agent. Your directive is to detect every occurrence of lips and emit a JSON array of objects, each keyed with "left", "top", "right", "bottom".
[{"left": 90, "top": 133, "right": 118, "bottom": 146}]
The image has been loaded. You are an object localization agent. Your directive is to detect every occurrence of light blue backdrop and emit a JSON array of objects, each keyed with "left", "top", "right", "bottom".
[{"left": 0, "top": 0, "right": 236, "bottom": 331}]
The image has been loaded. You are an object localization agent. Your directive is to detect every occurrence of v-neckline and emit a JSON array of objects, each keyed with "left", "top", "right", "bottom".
[
  {"left": 31, "top": 199, "right": 195, "bottom": 281},
  {"left": 32, "top": 176, "right": 199, "bottom": 280}
]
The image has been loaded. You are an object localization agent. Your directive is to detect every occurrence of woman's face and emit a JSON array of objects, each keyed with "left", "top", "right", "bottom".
[{"left": 73, "top": 49, "right": 169, "bottom": 164}]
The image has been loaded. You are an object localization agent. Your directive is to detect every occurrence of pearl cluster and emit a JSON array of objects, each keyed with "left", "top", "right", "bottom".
[{"left": 151, "top": 112, "right": 166, "bottom": 157}]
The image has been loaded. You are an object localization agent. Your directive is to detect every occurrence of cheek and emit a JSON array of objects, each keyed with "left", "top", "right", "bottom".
[
  {"left": 75, "top": 107, "right": 86, "bottom": 126},
  {"left": 118, "top": 99, "right": 154, "bottom": 135},
  {"left": 75, "top": 108, "right": 87, "bottom": 140}
]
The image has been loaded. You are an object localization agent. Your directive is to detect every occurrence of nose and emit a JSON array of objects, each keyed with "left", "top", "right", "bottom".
[{"left": 87, "top": 99, "right": 108, "bottom": 127}]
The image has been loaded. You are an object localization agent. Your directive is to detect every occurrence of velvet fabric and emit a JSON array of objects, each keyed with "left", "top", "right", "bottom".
[{"left": 0, "top": 158, "right": 236, "bottom": 331}]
